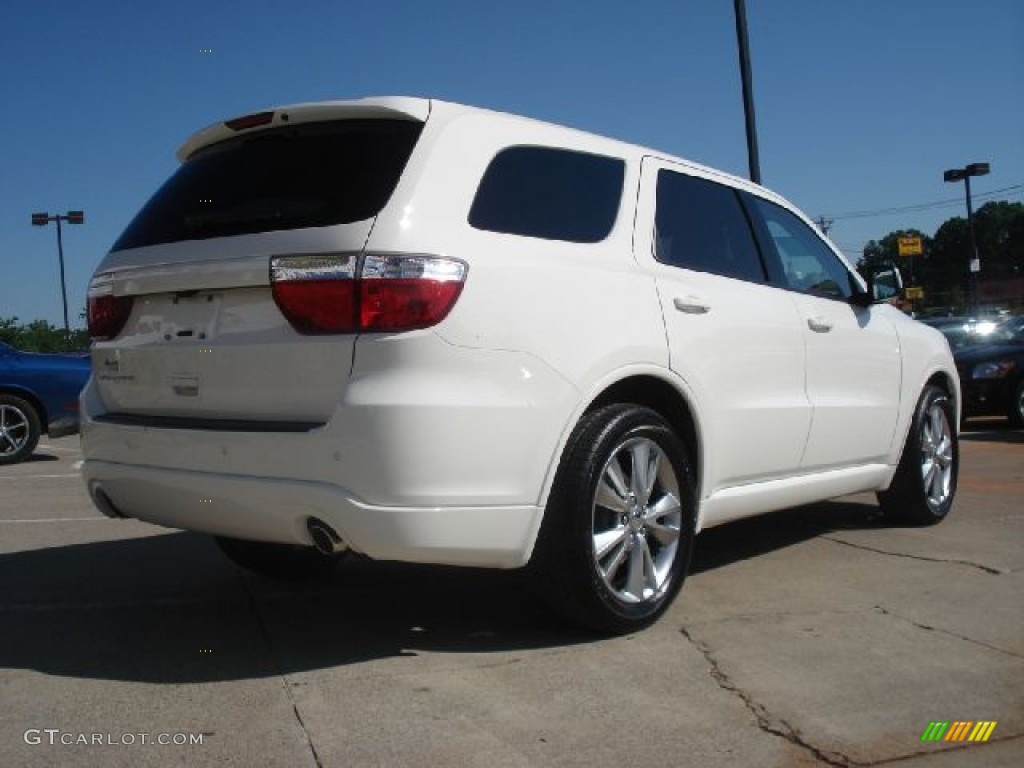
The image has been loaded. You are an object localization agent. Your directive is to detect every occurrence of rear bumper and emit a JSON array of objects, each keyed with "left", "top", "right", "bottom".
[{"left": 81, "top": 459, "right": 542, "bottom": 568}]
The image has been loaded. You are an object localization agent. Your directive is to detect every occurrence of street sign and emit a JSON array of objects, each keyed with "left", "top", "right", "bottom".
[
  {"left": 970, "top": 259, "right": 981, "bottom": 273},
  {"left": 905, "top": 286, "right": 925, "bottom": 300},
  {"left": 898, "top": 237, "right": 923, "bottom": 257}
]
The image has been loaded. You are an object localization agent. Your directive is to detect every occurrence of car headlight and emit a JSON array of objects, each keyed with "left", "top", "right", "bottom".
[{"left": 972, "top": 360, "right": 1016, "bottom": 379}]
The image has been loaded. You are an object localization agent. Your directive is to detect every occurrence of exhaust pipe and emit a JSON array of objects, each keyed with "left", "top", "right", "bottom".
[
  {"left": 307, "top": 518, "right": 347, "bottom": 556},
  {"left": 89, "top": 484, "right": 129, "bottom": 519}
]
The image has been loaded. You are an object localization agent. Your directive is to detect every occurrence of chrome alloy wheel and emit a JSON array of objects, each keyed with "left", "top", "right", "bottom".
[
  {"left": 919, "top": 401, "right": 954, "bottom": 512},
  {"left": 591, "top": 437, "right": 683, "bottom": 604},
  {"left": 0, "top": 404, "right": 30, "bottom": 458}
]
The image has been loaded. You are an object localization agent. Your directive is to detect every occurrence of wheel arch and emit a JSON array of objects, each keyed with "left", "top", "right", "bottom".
[
  {"left": 0, "top": 386, "right": 48, "bottom": 430},
  {"left": 924, "top": 369, "right": 960, "bottom": 431},
  {"left": 535, "top": 367, "right": 705, "bottom": 523}
]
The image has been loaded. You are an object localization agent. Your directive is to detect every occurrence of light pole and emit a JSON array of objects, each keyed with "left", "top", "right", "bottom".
[
  {"left": 942, "top": 163, "right": 989, "bottom": 315},
  {"left": 31, "top": 210, "right": 84, "bottom": 344},
  {"left": 733, "top": 0, "right": 761, "bottom": 184}
]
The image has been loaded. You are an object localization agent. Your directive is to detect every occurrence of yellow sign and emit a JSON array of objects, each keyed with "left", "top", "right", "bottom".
[
  {"left": 905, "top": 286, "right": 925, "bottom": 300},
  {"left": 898, "top": 237, "right": 923, "bottom": 256}
]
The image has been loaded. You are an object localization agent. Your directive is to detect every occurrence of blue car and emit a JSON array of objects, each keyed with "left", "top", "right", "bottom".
[{"left": 0, "top": 342, "right": 91, "bottom": 464}]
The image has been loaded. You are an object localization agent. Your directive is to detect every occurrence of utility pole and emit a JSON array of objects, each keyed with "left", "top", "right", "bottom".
[{"left": 815, "top": 216, "right": 833, "bottom": 237}]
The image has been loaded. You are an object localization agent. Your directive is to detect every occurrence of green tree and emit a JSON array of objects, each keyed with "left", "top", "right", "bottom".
[
  {"left": 863, "top": 200, "right": 1024, "bottom": 312},
  {"left": 860, "top": 228, "right": 930, "bottom": 285},
  {"left": 0, "top": 316, "right": 88, "bottom": 352}
]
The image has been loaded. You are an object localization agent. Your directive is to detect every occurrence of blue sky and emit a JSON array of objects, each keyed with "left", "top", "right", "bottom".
[{"left": 2, "top": 0, "right": 1021, "bottom": 328}]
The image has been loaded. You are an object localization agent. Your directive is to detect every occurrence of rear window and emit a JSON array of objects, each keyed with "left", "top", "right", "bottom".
[
  {"left": 112, "top": 119, "right": 423, "bottom": 251},
  {"left": 468, "top": 146, "right": 624, "bottom": 243}
]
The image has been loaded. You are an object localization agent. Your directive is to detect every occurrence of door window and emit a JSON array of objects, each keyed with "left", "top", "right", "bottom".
[
  {"left": 747, "top": 197, "right": 858, "bottom": 300},
  {"left": 654, "top": 171, "right": 766, "bottom": 283}
]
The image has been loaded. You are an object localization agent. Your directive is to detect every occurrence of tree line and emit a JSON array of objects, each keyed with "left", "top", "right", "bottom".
[
  {"left": 859, "top": 201, "right": 1024, "bottom": 311},
  {"left": 0, "top": 317, "right": 90, "bottom": 353}
]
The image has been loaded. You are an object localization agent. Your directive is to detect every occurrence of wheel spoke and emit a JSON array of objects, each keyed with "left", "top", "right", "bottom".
[
  {"left": 600, "top": 539, "right": 629, "bottom": 583},
  {"left": 646, "top": 520, "right": 680, "bottom": 547},
  {"left": 930, "top": 406, "right": 945, "bottom": 440},
  {"left": 625, "top": 539, "right": 647, "bottom": 598},
  {"left": 640, "top": 537, "right": 657, "bottom": 593},
  {"left": 645, "top": 492, "right": 681, "bottom": 524},
  {"left": 593, "top": 526, "right": 628, "bottom": 560},
  {"left": 628, "top": 441, "right": 652, "bottom": 505},
  {"left": 604, "top": 459, "right": 630, "bottom": 503},
  {"left": 922, "top": 460, "right": 937, "bottom": 498},
  {"left": 629, "top": 441, "right": 660, "bottom": 506},
  {"left": 595, "top": 475, "right": 628, "bottom": 513}
]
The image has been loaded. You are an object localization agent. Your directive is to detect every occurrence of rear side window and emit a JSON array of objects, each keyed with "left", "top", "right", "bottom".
[
  {"left": 112, "top": 119, "right": 423, "bottom": 251},
  {"left": 469, "top": 146, "right": 624, "bottom": 243},
  {"left": 654, "top": 170, "right": 766, "bottom": 283}
]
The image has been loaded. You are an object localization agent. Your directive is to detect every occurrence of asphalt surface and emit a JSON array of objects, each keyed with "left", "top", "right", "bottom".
[{"left": 1, "top": 426, "right": 1022, "bottom": 767}]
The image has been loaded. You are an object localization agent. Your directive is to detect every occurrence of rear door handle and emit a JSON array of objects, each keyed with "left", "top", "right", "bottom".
[
  {"left": 673, "top": 296, "right": 711, "bottom": 315},
  {"left": 807, "top": 316, "right": 833, "bottom": 333}
]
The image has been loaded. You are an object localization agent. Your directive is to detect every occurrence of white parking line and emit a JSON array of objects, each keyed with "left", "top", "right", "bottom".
[
  {"left": 0, "top": 473, "right": 80, "bottom": 480},
  {"left": 39, "top": 445, "right": 82, "bottom": 454},
  {"left": 0, "top": 517, "right": 108, "bottom": 523}
]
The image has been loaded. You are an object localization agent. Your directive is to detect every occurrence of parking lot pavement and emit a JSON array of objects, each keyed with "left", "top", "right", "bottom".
[{"left": 1, "top": 429, "right": 1022, "bottom": 767}]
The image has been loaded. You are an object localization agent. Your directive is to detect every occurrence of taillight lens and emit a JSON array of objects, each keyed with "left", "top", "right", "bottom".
[
  {"left": 271, "top": 254, "right": 359, "bottom": 333},
  {"left": 271, "top": 253, "right": 467, "bottom": 335},
  {"left": 360, "top": 254, "right": 466, "bottom": 331},
  {"left": 87, "top": 280, "right": 134, "bottom": 341}
]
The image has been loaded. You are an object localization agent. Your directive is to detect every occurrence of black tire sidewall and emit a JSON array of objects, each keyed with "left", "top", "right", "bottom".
[{"left": 0, "top": 394, "right": 42, "bottom": 465}]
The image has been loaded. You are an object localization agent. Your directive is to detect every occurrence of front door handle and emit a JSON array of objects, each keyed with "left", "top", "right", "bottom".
[
  {"left": 807, "top": 316, "right": 833, "bottom": 333},
  {"left": 673, "top": 296, "right": 711, "bottom": 315}
]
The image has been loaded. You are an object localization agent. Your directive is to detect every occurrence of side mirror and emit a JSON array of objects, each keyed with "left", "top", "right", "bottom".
[{"left": 853, "top": 263, "right": 903, "bottom": 306}]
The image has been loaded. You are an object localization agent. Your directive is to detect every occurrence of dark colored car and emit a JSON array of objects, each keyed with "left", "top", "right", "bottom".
[
  {"left": 0, "top": 342, "right": 91, "bottom": 464},
  {"left": 954, "top": 324, "right": 1024, "bottom": 427}
]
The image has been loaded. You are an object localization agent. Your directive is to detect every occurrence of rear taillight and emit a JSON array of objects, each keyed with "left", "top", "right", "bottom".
[
  {"left": 87, "top": 279, "right": 134, "bottom": 341},
  {"left": 270, "top": 254, "right": 359, "bottom": 333},
  {"left": 271, "top": 253, "right": 467, "bottom": 335}
]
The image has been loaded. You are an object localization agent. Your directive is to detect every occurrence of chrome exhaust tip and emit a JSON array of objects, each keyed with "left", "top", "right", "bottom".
[{"left": 307, "top": 518, "right": 346, "bottom": 555}]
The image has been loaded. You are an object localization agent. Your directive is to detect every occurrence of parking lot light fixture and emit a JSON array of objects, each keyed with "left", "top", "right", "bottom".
[
  {"left": 30, "top": 210, "right": 85, "bottom": 344},
  {"left": 942, "top": 163, "right": 990, "bottom": 315}
]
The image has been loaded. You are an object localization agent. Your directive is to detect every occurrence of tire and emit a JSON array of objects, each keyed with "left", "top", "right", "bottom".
[
  {"left": 877, "top": 385, "right": 958, "bottom": 525},
  {"left": 532, "top": 404, "right": 697, "bottom": 634},
  {"left": 0, "top": 394, "right": 42, "bottom": 466},
  {"left": 1009, "top": 380, "right": 1024, "bottom": 428},
  {"left": 214, "top": 536, "right": 342, "bottom": 581}
]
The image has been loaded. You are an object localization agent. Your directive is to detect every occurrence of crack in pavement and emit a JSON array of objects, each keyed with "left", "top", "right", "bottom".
[
  {"left": 864, "top": 732, "right": 1024, "bottom": 766},
  {"left": 874, "top": 605, "right": 1024, "bottom": 660},
  {"left": 822, "top": 536, "right": 1007, "bottom": 575},
  {"left": 679, "top": 626, "right": 854, "bottom": 767},
  {"left": 233, "top": 568, "right": 324, "bottom": 768}
]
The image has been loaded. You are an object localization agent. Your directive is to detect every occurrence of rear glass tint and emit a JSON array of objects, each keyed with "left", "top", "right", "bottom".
[
  {"left": 469, "top": 146, "right": 624, "bottom": 243},
  {"left": 112, "top": 119, "right": 423, "bottom": 251}
]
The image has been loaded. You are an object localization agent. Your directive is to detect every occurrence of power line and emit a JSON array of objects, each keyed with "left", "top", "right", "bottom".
[{"left": 822, "top": 184, "right": 1023, "bottom": 221}]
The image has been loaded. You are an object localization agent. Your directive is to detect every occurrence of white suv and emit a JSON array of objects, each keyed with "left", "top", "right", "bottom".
[{"left": 81, "top": 97, "right": 959, "bottom": 633}]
